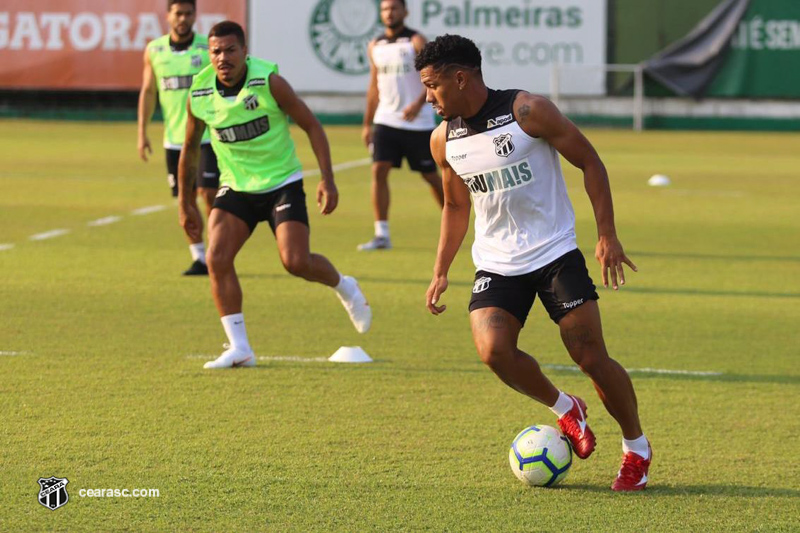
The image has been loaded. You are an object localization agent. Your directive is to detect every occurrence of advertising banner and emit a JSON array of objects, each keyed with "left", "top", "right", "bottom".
[
  {"left": 709, "top": 0, "right": 800, "bottom": 98},
  {"left": 251, "top": 0, "right": 607, "bottom": 95},
  {"left": 0, "top": 0, "right": 246, "bottom": 90}
]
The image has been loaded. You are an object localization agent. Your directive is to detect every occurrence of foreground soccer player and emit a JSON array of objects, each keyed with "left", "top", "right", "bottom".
[
  {"left": 417, "top": 35, "right": 651, "bottom": 491},
  {"left": 138, "top": 0, "right": 218, "bottom": 276},
  {"left": 178, "top": 22, "right": 371, "bottom": 368}
]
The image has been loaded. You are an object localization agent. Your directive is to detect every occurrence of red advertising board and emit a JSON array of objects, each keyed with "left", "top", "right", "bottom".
[{"left": 0, "top": 1, "right": 246, "bottom": 90}]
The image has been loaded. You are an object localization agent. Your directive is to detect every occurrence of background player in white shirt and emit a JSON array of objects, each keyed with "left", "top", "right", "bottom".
[
  {"left": 359, "top": 0, "right": 443, "bottom": 251},
  {"left": 417, "top": 34, "right": 651, "bottom": 491}
]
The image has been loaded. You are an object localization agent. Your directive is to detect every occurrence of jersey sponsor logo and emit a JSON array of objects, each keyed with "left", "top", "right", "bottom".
[
  {"left": 493, "top": 133, "right": 515, "bottom": 157},
  {"left": 160, "top": 75, "right": 194, "bottom": 91},
  {"left": 212, "top": 116, "right": 271, "bottom": 143},
  {"left": 377, "top": 63, "right": 413, "bottom": 75},
  {"left": 243, "top": 94, "right": 259, "bottom": 111},
  {"left": 448, "top": 127, "right": 468, "bottom": 140},
  {"left": 487, "top": 113, "right": 513, "bottom": 129},
  {"left": 247, "top": 78, "right": 267, "bottom": 87},
  {"left": 449, "top": 153, "right": 468, "bottom": 162},
  {"left": 473, "top": 276, "right": 492, "bottom": 294},
  {"left": 309, "top": 0, "right": 383, "bottom": 75},
  {"left": 191, "top": 55, "right": 202, "bottom": 67},
  {"left": 192, "top": 87, "right": 214, "bottom": 97},
  {"left": 462, "top": 160, "right": 533, "bottom": 196}
]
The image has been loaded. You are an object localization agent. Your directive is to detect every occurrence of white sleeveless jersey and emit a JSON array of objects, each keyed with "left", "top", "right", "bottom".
[
  {"left": 445, "top": 89, "right": 577, "bottom": 276},
  {"left": 371, "top": 28, "right": 436, "bottom": 131}
]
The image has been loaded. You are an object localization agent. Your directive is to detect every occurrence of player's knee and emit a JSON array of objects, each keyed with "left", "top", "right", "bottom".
[
  {"left": 570, "top": 348, "right": 608, "bottom": 376},
  {"left": 206, "top": 245, "right": 232, "bottom": 274},
  {"left": 476, "top": 343, "right": 513, "bottom": 370},
  {"left": 282, "top": 254, "right": 311, "bottom": 278}
]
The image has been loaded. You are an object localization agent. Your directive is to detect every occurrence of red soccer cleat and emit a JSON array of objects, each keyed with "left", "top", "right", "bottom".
[
  {"left": 557, "top": 395, "right": 596, "bottom": 459},
  {"left": 611, "top": 444, "right": 652, "bottom": 491}
]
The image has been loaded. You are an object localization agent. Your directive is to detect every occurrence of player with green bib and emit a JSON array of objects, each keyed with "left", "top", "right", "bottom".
[
  {"left": 178, "top": 21, "right": 372, "bottom": 368},
  {"left": 138, "top": 0, "right": 219, "bottom": 276}
]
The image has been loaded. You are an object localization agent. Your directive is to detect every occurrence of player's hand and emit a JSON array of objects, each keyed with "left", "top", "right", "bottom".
[
  {"left": 317, "top": 179, "right": 339, "bottom": 215},
  {"left": 426, "top": 275, "right": 449, "bottom": 315},
  {"left": 138, "top": 135, "right": 152, "bottom": 162},
  {"left": 178, "top": 197, "right": 203, "bottom": 242},
  {"left": 361, "top": 125, "right": 373, "bottom": 148},
  {"left": 595, "top": 235, "right": 637, "bottom": 290},
  {"left": 402, "top": 101, "right": 423, "bottom": 121}
]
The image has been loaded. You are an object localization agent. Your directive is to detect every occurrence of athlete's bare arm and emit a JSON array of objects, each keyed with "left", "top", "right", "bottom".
[
  {"left": 362, "top": 41, "right": 380, "bottom": 147},
  {"left": 514, "top": 93, "right": 637, "bottom": 290},
  {"left": 426, "top": 122, "right": 472, "bottom": 315},
  {"left": 403, "top": 34, "right": 429, "bottom": 122},
  {"left": 270, "top": 73, "right": 338, "bottom": 215},
  {"left": 137, "top": 48, "right": 157, "bottom": 162},
  {"left": 177, "top": 99, "right": 206, "bottom": 241}
]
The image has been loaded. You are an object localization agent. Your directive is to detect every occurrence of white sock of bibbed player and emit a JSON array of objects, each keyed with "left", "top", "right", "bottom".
[
  {"left": 623, "top": 435, "right": 650, "bottom": 459},
  {"left": 549, "top": 391, "right": 575, "bottom": 418},
  {"left": 333, "top": 273, "right": 357, "bottom": 299},
  {"left": 189, "top": 242, "right": 206, "bottom": 264},
  {"left": 375, "top": 221, "right": 389, "bottom": 239},
  {"left": 220, "top": 313, "right": 251, "bottom": 352}
]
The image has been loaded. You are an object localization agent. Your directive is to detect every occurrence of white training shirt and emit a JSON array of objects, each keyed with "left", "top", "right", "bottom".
[
  {"left": 371, "top": 28, "right": 436, "bottom": 131},
  {"left": 445, "top": 89, "right": 577, "bottom": 276}
]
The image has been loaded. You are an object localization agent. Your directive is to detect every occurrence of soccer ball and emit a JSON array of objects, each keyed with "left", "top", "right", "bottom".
[{"left": 509, "top": 425, "right": 573, "bottom": 487}]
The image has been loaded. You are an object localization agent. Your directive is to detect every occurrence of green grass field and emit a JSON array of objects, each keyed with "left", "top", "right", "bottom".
[{"left": 1, "top": 120, "right": 798, "bottom": 532}]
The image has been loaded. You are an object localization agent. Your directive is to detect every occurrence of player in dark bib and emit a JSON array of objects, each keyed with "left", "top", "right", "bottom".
[{"left": 417, "top": 34, "right": 651, "bottom": 491}]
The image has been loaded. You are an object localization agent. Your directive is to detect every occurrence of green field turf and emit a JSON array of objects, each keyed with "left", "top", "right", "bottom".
[{"left": 0, "top": 120, "right": 798, "bottom": 532}]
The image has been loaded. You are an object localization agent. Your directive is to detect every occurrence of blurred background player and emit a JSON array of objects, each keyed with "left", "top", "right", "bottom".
[
  {"left": 137, "top": 0, "right": 219, "bottom": 276},
  {"left": 179, "top": 22, "right": 371, "bottom": 369},
  {"left": 418, "top": 35, "right": 651, "bottom": 491},
  {"left": 358, "top": 0, "right": 443, "bottom": 251}
]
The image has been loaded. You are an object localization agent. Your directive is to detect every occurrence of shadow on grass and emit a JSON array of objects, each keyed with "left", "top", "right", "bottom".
[{"left": 564, "top": 483, "right": 800, "bottom": 498}]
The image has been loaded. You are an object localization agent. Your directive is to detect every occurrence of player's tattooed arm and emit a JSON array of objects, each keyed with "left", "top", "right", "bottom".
[{"left": 514, "top": 92, "right": 637, "bottom": 290}]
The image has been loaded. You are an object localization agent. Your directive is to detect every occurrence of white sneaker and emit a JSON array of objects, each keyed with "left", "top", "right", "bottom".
[
  {"left": 357, "top": 236, "right": 391, "bottom": 251},
  {"left": 203, "top": 345, "right": 256, "bottom": 369},
  {"left": 336, "top": 276, "right": 372, "bottom": 333}
]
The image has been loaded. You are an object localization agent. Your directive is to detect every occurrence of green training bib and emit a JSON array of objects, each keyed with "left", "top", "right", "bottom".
[{"left": 189, "top": 57, "right": 303, "bottom": 192}]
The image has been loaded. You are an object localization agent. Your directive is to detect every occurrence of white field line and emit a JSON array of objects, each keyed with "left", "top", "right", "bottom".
[
  {"left": 186, "top": 354, "right": 328, "bottom": 363},
  {"left": 304, "top": 157, "right": 372, "bottom": 176},
  {"left": 87, "top": 216, "right": 122, "bottom": 227},
  {"left": 543, "top": 363, "right": 723, "bottom": 377},
  {"left": 131, "top": 205, "right": 167, "bottom": 216},
  {"left": 29, "top": 229, "right": 70, "bottom": 241},
  {"left": 0, "top": 351, "right": 31, "bottom": 356},
  {"left": 0, "top": 244, "right": 14, "bottom": 251}
]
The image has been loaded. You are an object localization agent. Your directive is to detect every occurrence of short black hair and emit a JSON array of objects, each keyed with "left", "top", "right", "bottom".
[
  {"left": 384, "top": 0, "right": 406, "bottom": 6},
  {"left": 414, "top": 34, "right": 482, "bottom": 73},
  {"left": 168, "top": 0, "right": 196, "bottom": 9},
  {"left": 208, "top": 21, "right": 246, "bottom": 47}
]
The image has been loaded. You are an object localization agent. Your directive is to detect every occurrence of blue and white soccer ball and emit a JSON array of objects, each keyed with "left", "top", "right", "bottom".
[{"left": 509, "top": 425, "right": 573, "bottom": 487}]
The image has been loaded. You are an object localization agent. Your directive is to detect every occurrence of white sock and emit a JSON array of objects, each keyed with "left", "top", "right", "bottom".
[
  {"left": 549, "top": 391, "right": 575, "bottom": 418},
  {"left": 375, "top": 221, "right": 389, "bottom": 239},
  {"left": 333, "top": 273, "right": 358, "bottom": 300},
  {"left": 623, "top": 435, "right": 650, "bottom": 459},
  {"left": 189, "top": 242, "right": 206, "bottom": 264},
  {"left": 220, "top": 313, "right": 251, "bottom": 352}
]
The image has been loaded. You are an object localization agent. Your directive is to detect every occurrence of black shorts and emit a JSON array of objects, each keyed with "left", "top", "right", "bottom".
[
  {"left": 165, "top": 144, "right": 220, "bottom": 197},
  {"left": 469, "top": 249, "right": 599, "bottom": 326},
  {"left": 372, "top": 124, "right": 436, "bottom": 173},
  {"left": 212, "top": 180, "right": 309, "bottom": 234}
]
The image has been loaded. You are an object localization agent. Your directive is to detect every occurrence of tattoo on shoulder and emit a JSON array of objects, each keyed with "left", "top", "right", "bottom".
[{"left": 518, "top": 104, "right": 531, "bottom": 120}]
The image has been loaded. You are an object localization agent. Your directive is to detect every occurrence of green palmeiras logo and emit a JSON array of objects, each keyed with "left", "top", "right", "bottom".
[{"left": 309, "top": 0, "right": 383, "bottom": 75}]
